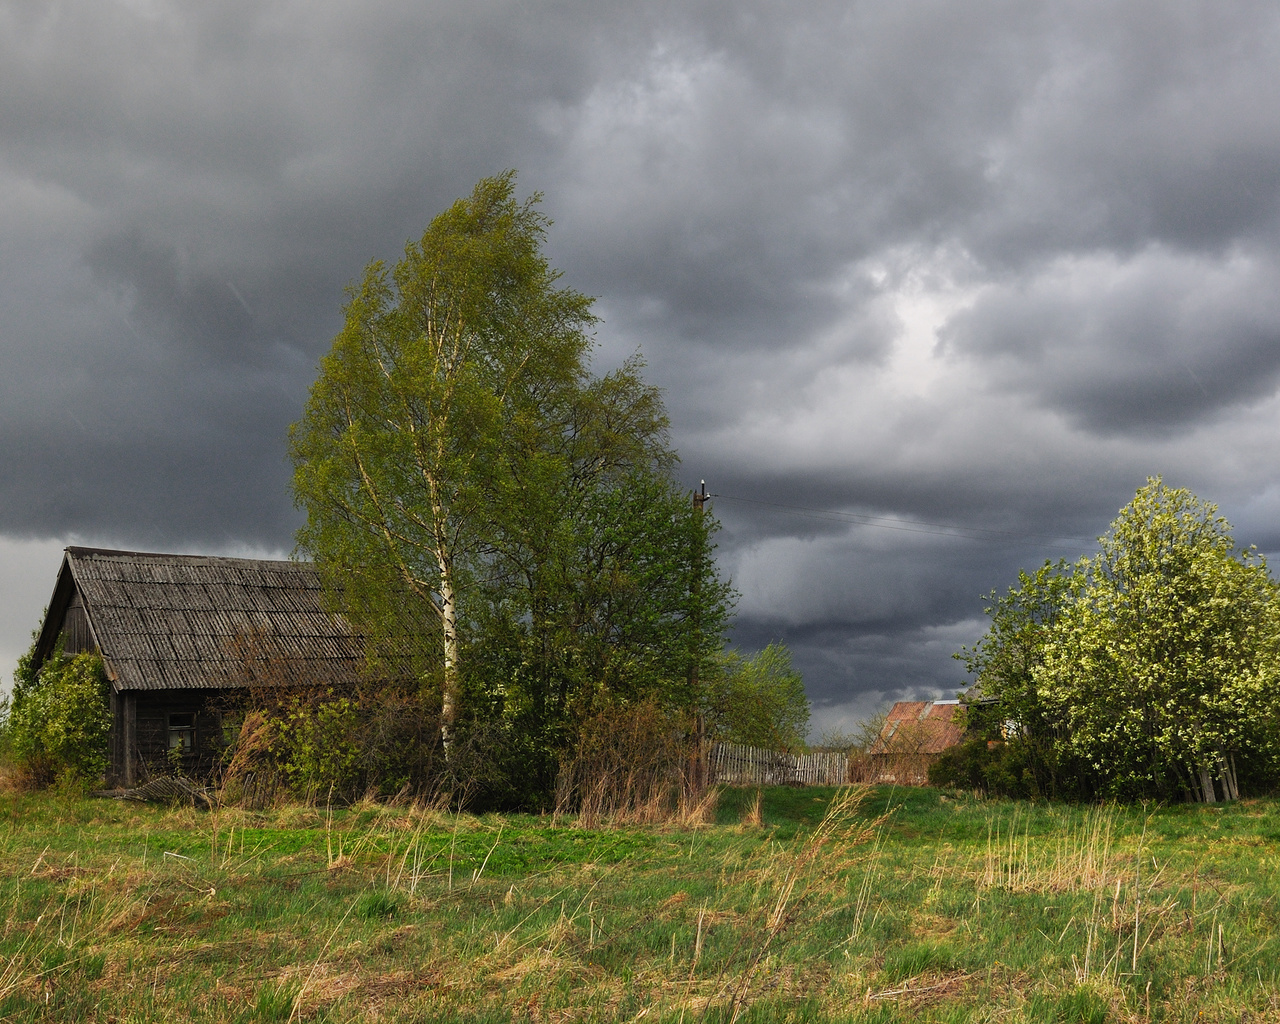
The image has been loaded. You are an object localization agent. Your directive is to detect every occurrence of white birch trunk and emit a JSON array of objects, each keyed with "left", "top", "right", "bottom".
[
  {"left": 1198, "top": 766, "right": 1217, "bottom": 803},
  {"left": 438, "top": 554, "right": 459, "bottom": 758}
]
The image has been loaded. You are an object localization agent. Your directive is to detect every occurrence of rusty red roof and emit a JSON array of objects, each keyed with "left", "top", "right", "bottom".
[{"left": 871, "top": 700, "right": 965, "bottom": 755}]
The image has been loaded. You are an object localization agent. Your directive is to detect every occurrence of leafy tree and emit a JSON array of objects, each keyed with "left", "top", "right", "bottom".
[
  {"left": 290, "top": 172, "right": 733, "bottom": 777},
  {"left": 1038, "top": 479, "right": 1280, "bottom": 801},
  {"left": 962, "top": 478, "right": 1280, "bottom": 802},
  {"left": 705, "top": 643, "right": 810, "bottom": 751},
  {"left": 291, "top": 173, "right": 599, "bottom": 751},
  {"left": 473, "top": 468, "right": 732, "bottom": 768},
  {"left": 956, "top": 560, "right": 1088, "bottom": 798}
]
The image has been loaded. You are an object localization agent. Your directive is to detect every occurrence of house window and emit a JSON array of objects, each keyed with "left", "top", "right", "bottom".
[
  {"left": 220, "top": 712, "right": 243, "bottom": 749},
  {"left": 168, "top": 713, "right": 196, "bottom": 753}
]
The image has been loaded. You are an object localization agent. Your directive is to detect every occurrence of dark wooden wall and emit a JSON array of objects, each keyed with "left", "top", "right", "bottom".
[
  {"left": 112, "top": 689, "right": 231, "bottom": 786},
  {"left": 58, "top": 593, "right": 94, "bottom": 655}
]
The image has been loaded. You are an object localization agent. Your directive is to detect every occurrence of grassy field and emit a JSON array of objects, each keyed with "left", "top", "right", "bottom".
[{"left": 0, "top": 785, "right": 1277, "bottom": 1022}]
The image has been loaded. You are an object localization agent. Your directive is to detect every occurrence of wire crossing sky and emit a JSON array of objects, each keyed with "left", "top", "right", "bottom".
[
  {"left": 712, "top": 495, "right": 1015, "bottom": 540},
  {"left": 3, "top": 1, "right": 1280, "bottom": 733}
]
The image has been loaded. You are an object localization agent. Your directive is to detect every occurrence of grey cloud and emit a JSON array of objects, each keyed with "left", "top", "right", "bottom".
[
  {"left": 0, "top": 360, "right": 302, "bottom": 547},
  {"left": 87, "top": 233, "right": 255, "bottom": 361},
  {"left": 943, "top": 248, "right": 1280, "bottom": 433},
  {"left": 5, "top": 0, "right": 1280, "bottom": 723},
  {"left": 966, "top": 7, "right": 1280, "bottom": 262}
]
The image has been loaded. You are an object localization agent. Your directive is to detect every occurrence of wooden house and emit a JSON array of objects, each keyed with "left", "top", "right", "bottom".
[
  {"left": 865, "top": 699, "right": 965, "bottom": 785},
  {"left": 32, "top": 547, "right": 368, "bottom": 786}
]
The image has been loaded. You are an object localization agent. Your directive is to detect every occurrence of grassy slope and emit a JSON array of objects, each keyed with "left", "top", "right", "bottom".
[{"left": 0, "top": 786, "right": 1276, "bottom": 1022}]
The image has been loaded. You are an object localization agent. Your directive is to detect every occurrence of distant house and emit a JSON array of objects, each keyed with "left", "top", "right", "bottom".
[
  {"left": 867, "top": 699, "right": 965, "bottom": 785},
  {"left": 32, "top": 547, "right": 369, "bottom": 786}
]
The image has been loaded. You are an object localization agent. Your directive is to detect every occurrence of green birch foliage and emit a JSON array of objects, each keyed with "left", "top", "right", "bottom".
[
  {"left": 1037, "top": 479, "right": 1280, "bottom": 800},
  {"left": 289, "top": 172, "right": 598, "bottom": 727},
  {"left": 706, "top": 643, "right": 810, "bottom": 751},
  {"left": 290, "top": 173, "right": 734, "bottom": 797}
]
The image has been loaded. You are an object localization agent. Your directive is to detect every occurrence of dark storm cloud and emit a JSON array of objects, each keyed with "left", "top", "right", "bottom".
[
  {"left": 5, "top": 0, "right": 1280, "bottom": 727},
  {"left": 0, "top": 353, "right": 302, "bottom": 547},
  {"left": 87, "top": 233, "right": 255, "bottom": 361},
  {"left": 943, "top": 248, "right": 1280, "bottom": 433}
]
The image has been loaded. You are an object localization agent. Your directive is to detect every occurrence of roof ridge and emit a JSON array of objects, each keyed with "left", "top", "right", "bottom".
[{"left": 66, "top": 546, "right": 304, "bottom": 568}]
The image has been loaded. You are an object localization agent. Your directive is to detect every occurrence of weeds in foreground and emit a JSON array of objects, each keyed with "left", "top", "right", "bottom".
[{"left": 0, "top": 788, "right": 1276, "bottom": 1021}]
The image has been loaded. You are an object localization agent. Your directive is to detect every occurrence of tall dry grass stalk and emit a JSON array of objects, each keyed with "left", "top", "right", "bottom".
[
  {"left": 718, "top": 786, "right": 884, "bottom": 1022},
  {"left": 215, "top": 711, "right": 281, "bottom": 809},
  {"left": 969, "top": 805, "right": 1181, "bottom": 989},
  {"left": 555, "top": 701, "right": 716, "bottom": 827},
  {"left": 980, "top": 805, "right": 1122, "bottom": 893}
]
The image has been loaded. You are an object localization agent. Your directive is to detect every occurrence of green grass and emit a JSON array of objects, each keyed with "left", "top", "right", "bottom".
[{"left": 0, "top": 786, "right": 1276, "bottom": 1021}]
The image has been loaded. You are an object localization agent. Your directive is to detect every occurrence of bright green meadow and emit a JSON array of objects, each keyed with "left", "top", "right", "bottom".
[{"left": 0, "top": 786, "right": 1277, "bottom": 1022}]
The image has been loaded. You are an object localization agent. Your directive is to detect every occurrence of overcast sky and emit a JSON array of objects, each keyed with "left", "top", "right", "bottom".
[{"left": 4, "top": 0, "right": 1280, "bottom": 736}]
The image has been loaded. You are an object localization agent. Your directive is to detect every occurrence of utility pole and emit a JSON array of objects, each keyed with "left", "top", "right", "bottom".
[{"left": 690, "top": 479, "right": 706, "bottom": 698}]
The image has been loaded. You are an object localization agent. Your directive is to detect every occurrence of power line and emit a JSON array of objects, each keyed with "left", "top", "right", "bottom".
[{"left": 711, "top": 493, "right": 1013, "bottom": 540}]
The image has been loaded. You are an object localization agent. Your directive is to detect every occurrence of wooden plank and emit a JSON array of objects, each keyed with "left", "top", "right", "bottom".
[{"left": 707, "top": 742, "right": 847, "bottom": 788}]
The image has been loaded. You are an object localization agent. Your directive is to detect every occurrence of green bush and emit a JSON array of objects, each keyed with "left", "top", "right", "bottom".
[
  {"left": 705, "top": 643, "right": 810, "bottom": 751},
  {"left": 7, "top": 651, "right": 110, "bottom": 787},
  {"left": 264, "top": 692, "right": 363, "bottom": 799}
]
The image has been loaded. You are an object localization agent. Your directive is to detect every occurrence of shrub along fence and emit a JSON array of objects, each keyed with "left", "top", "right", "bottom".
[{"left": 706, "top": 742, "right": 847, "bottom": 787}]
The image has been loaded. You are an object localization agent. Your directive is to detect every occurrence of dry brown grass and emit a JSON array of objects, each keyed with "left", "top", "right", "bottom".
[
  {"left": 555, "top": 701, "right": 718, "bottom": 828},
  {"left": 0, "top": 787, "right": 1277, "bottom": 1021}
]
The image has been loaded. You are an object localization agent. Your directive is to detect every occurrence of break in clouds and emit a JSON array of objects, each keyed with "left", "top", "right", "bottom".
[{"left": 3, "top": 0, "right": 1280, "bottom": 732}]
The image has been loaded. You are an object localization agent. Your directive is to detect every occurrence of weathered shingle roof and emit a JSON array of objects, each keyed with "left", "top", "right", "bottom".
[{"left": 36, "top": 547, "right": 369, "bottom": 692}]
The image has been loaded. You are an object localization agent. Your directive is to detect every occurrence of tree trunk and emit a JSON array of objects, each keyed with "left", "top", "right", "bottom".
[
  {"left": 1198, "top": 766, "right": 1217, "bottom": 803},
  {"left": 439, "top": 564, "right": 459, "bottom": 757},
  {"left": 1219, "top": 753, "right": 1239, "bottom": 802}
]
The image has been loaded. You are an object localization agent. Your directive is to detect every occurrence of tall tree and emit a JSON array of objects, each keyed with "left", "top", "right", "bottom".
[
  {"left": 290, "top": 173, "right": 595, "bottom": 751},
  {"left": 966, "top": 479, "right": 1280, "bottom": 801},
  {"left": 469, "top": 372, "right": 734, "bottom": 780},
  {"left": 290, "top": 174, "right": 734, "bottom": 772},
  {"left": 956, "top": 559, "right": 1082, "bottom": 798},
  {"left": 1039, "top": 479, "right": 1280, "bottom": 801}
]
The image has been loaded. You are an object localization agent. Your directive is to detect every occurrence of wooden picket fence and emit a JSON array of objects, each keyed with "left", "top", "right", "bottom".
[
  {"left": 234, "top": 769, "right": 286, "bottom": 810},
  {"left": 705, "top": 742, "right": 848, "bottom": 787}
]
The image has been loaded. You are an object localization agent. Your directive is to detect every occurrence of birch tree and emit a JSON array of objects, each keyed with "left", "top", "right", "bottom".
[
  {"left": 290, "top": 173, "right": 595, "bottom": 753},
  {"left": 290, "top": 175, "right": 734, "bottom": 778}
]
